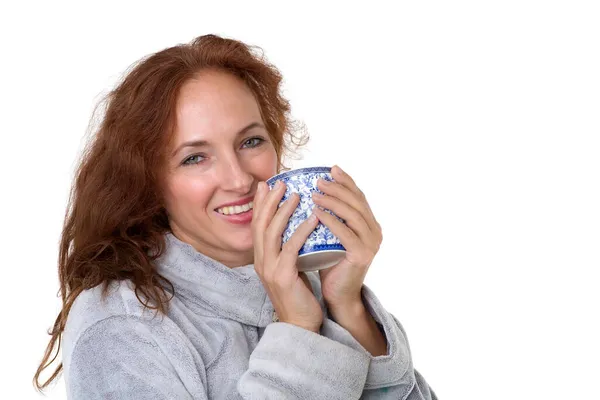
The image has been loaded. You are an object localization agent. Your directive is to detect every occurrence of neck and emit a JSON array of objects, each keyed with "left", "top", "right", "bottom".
[{"left": 169, "top": 230, "right": 254, "bottom": 268}]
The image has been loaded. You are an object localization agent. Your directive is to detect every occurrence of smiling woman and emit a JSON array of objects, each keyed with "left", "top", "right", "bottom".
[
  {"left": 162, "top": 70, "right": 280, "bottom": 267},
  {"left": 34, "top": 34, "right": 437, "bottom": 400}
]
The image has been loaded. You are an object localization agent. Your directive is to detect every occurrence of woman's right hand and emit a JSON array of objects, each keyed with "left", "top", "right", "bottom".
[{"left": 252, "top": 180, "right": 323, "bottom": 333}]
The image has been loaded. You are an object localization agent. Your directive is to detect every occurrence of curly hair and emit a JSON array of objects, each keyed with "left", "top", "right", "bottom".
[{"left": 34, "top": 33, "right": 308, "bottom": 391}]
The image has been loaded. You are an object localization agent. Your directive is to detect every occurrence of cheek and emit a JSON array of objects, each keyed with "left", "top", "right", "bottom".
[
  {"left": 256, "top": 147, "right": 279, "bottom": 177},
  {"left": 165, "top": 175, "right": 214, "bottom": 212}
]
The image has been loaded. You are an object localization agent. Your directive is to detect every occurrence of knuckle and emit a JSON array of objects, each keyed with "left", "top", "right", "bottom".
[
  {"left": 263, "top": 223, "right": 277, "bottom": 239},
  {"left": 267, "top": 230, "right": 283, "bottom": 247},
  {"left": 281, "top": 241, "right": 297, "bottom": 255},
  {"left": 265, "top": 191, "right": 280, "bottom": 206},
  {"left": 286, "top": 195, "right": 299, "bottom": 209},
  {"left": 297, "top": 221, "right": 314, "bottom": 236}
]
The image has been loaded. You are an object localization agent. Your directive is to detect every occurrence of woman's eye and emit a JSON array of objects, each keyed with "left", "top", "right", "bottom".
[
  {"left": 182, "top": 154, "right": 206, "bottom": 166},
  {"left": 242, "top": 137, "right": 265, "bottom": 149}
]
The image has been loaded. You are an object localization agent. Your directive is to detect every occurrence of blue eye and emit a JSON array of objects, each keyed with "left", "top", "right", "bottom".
[
  {"left": 181, "top": 137, "right": 265, "bottom": 167},
  {"left": 182, "top": 154, "right": 206, "bottom": 166},
  {"left": 242, "top": 137, "right": 265, "bottom": 148}
]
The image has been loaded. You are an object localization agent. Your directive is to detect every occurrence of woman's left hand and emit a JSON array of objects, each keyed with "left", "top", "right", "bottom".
[{"left": 311, "top": 165, "right": 383, "bottom": 311}]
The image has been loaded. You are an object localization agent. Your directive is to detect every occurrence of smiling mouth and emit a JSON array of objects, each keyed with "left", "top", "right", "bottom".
[{"left": 215, "top": 201, "right": 254, "bottom": 215}]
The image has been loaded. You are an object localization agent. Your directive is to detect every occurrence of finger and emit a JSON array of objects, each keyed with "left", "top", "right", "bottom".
[
  {"left": 251, "top": 181, "right": 268, "bottom": 237},
  {"left": 251, "top": 181, "right": 267, "bottom": 231},
  {"left": 263, "top": 192, "right": 300, "bottom": 264},
  {"left": 253, "top": 181, "right": 287, "bottom": 273},
  {"left": 252, "top": 181, "right": 287, "bottom": 234},
  {"left": 317, "top": 177, "right": 379, "bottom": 234},
  {"left": 251, "top": 182, "right": 266, "bottom": 270},
  {"left": 312, "top": 191, "right": 374, "bottom": 245},
  {"left": 279, "top": 211, "right": 320, "bottom": 264},
  {"left": 331, "top": 165, "right": 362, "bottom": 197},
  {"left": 313, "top": 207, "right": 362, "bottom": 252},
  {"left": 252, "top": 181, "right": 267, "bottom": 215}
]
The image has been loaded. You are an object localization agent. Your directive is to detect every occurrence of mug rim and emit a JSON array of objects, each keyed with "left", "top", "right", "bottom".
[{"left": 266, "top": 166, "right": 332, "bottom": 186}]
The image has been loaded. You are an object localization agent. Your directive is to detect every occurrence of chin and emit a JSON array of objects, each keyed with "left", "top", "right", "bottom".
[{"left": 220, "top": 231, "right": 253, "bottom": 252}]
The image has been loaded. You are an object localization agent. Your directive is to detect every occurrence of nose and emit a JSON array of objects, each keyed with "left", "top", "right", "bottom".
[{"left": 217, "top": 156, "right": 253, "bottom": 194}]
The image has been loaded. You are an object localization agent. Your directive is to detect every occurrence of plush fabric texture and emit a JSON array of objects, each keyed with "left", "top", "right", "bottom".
[{"left": 62, "top": 232, "right": 437, "bottom": 399}]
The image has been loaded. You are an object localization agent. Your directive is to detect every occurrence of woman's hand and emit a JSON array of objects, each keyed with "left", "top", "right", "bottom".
[
  {"left": 252, "top": 180, "right": 324, "bottom": 333},
  {"left": 311, "top": 165, "right": 383, "bottom": 312}
]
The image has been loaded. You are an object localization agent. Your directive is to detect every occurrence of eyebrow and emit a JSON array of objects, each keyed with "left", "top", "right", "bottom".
[{"left": 172, "top": 122, "right": 265, "bottom": 157}]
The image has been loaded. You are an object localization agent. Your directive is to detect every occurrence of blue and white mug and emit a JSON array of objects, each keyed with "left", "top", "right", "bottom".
[{"left": 266, "top": 166, "right": 346, "bottom": 272}]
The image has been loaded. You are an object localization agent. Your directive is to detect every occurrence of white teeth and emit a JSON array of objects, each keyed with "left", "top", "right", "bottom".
[{"left": 217, "top": 201, "right": 254, "bottom": 215}]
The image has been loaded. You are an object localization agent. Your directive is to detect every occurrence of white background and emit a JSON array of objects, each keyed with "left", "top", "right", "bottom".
[{"left": 1, "top": 1, "right": 598, "bottom": 399}]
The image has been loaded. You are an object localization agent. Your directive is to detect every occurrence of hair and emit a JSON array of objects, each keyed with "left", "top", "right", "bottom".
[{"left": 34, "top": 33, "right": 308, "bottom": 391}]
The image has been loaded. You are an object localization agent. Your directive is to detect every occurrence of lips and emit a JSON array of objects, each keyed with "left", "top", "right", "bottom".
[
  {"left": 214, "top": 206, "right": 254, "bottom": 225},
  {"left": 214, "top": 195, "right": 255, "bottom": 210},
  {"left": 216, "top": 201, "right": 254, "bottom": 215}
]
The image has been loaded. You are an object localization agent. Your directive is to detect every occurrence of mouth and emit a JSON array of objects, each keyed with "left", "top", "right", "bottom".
[{"left": 215, "top": 200, "right": 254, "bottom": 216}]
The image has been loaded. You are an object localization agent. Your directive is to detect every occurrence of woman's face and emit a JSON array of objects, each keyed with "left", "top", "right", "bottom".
[{"left": 163, "top": 70, "right": 278, "bottom": 267}]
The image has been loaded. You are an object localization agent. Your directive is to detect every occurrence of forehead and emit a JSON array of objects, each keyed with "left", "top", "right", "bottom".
[{"left": 174, "top": 70, "right": 262, "bottom": 140}]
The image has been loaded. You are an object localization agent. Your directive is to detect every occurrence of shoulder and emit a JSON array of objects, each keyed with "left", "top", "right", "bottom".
[
  {"left": 62, "top": 281, "right": 208, "bottom": 398},
  {"left": 62, "top": 280, "right": 172, "bottom": 368},
  {"left": 66, "top": 279, "right": 158, "bottom": 334}
]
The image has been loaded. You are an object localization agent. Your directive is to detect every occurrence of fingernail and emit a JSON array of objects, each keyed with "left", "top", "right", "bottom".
[
  {"left": 308, "top": 213, "right": 318, "bottom": 222},
  {"left": 276, "top": 181, "right": 284, "bottom": 189}
]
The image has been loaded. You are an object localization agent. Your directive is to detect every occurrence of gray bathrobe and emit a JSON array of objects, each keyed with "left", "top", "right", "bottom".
[{"left": 62, "top": 232, "right": 437, "bottom": 399}]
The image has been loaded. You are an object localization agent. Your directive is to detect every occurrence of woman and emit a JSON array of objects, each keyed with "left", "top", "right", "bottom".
[{"left": 34, "top": 34, "right": 438, "bottom": 399}]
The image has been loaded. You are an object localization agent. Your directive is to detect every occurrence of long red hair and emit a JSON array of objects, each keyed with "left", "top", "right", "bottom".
[{"left": 34, "top": 33, "right": 308, "bottom": 391}]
